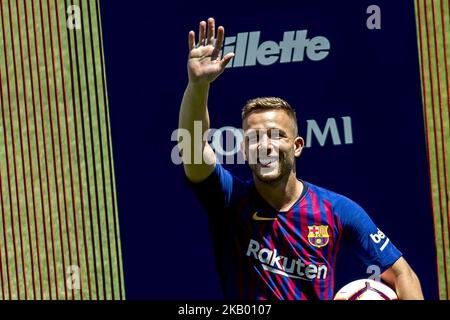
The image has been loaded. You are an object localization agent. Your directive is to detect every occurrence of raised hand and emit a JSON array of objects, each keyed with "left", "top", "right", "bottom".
[{"left": 187, "top": 18, "right": 234, "bottom": 84}]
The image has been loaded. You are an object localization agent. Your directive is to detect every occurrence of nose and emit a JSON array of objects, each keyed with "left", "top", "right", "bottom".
[{"left": 257, "top": 133, "right": 273, "bottom": 155}]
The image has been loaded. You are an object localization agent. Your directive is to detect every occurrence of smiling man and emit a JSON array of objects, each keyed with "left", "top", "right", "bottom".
[{"left": 179, "top": 17, "right": 424, "bottom": 300}]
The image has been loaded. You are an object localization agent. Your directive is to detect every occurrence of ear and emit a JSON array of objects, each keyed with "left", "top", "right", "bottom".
[{"left": 294, "top": 136, "right": 304, "bottom": 158}]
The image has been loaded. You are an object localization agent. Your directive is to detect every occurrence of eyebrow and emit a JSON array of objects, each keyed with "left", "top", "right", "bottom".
[
  {"left": 244, "top": 128, "right": 288, "bottom": 135},
  {"left": 267, "top": 127, "right": 287, "bottom": 135}
]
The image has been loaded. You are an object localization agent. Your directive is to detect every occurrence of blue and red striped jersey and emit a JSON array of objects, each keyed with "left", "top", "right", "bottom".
[{"left": 188, "top": 163, "right": 402, "bottom": 300}]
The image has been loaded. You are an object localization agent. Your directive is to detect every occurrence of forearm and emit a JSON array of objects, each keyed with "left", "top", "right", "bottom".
[
  {"left": 381, "top": 257, "right": 424, "bottom": 300},
  {"left": 178, "top": 82, "right": 211, "bottom": 160},
  {"left": 393, "top": 270, "right": 424, "bottom": 300},
  {"left": 179, "top": 82, "right": 210, "bottom": 135},
  {"left": 178, "top": 82, "right": 216, "bottom": 180}
]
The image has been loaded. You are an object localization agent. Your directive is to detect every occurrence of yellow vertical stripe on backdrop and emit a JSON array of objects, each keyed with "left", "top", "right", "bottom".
[
  {"left": 415, "top": 0, "right": 450, "bottom": 300},
  {"left": 0, "top": 0, "right": 124, "bottom": 299}
]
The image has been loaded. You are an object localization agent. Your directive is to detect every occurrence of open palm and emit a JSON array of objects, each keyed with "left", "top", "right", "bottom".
[{"left": 187, "top": 18, "right": 234, "bottom": 84}]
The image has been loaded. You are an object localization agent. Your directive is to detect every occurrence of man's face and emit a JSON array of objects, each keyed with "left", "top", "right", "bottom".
[{"left": 242, "top": 110, "right": 304, "bottom": 184}]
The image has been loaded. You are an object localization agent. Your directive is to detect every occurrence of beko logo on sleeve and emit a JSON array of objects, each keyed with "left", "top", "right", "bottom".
[
  {"left": 223, "top": 30, "right": 330, "bottom": 68},
  {"left": 370, "top": 229, "right": 390, "bottom": 252}
]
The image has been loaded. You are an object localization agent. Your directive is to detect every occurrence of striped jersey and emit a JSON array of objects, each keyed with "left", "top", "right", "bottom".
[{"left": 188, "top": 163, "right": 402, "bottom": 300}]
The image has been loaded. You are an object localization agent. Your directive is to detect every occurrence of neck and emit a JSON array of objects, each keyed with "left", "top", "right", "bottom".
[{"left": 254, "top": 172, "right": 303, "bottom": 212}]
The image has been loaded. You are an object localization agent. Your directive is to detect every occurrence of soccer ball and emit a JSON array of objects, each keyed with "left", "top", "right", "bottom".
[{"left": 333, "top": 279, "right": 398, "bottom": 300}]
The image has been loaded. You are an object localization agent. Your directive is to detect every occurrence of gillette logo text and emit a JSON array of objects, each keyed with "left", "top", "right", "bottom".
[{"left": 223, "top": 30, "right": 330, "bottom": 68}]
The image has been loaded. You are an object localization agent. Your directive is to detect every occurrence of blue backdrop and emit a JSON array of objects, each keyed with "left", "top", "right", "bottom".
[{"left": 100, "top": 0, "right": 439, "bottom": 299}]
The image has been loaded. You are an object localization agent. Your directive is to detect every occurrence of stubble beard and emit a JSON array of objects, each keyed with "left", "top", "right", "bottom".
[{"left": 251, "top": 153, "right": 295, "bottom": 186}]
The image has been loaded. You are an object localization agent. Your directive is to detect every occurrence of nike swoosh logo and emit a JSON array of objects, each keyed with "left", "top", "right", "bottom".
[{"left": 252, "top": 211, "right": 277, "bottom": 221}]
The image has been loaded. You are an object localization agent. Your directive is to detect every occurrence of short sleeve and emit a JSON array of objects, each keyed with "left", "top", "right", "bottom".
[
  {"left": 185, "top": 163, "right": 235, "bottom": 215},
  {"left": 336, "top": 197, "right": 402, "bottom": 273}
]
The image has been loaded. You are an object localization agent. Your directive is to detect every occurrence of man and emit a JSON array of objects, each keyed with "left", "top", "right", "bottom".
[{"left": 179, "top": 17, "right": 424, "bottom": 300}]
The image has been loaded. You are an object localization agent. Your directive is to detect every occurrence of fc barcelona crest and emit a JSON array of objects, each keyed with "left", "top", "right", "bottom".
[{"left": 307, "top": 225, "right": 330, "bottom": 248}]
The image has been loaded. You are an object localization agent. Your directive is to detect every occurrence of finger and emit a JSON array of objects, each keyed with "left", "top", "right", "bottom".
[
  {"left": 207, "top": 17, "right": 215, "bottom": 45},
  {"left": 220, "top": 52, "right": 235, "bottom": 69},
  {"left": 188, "top": 31, "right": 195, "bottom": 50},
  {"left": 198, "top": 20, "right": 206, "bottom": 46},
  {"left": 215, "top": 26, "right": 225, "bottom": 51}
]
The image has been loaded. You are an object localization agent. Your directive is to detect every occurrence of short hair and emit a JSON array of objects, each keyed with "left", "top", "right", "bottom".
[{"left": 242, "top": 97, "right": 298, "bottom": 135}]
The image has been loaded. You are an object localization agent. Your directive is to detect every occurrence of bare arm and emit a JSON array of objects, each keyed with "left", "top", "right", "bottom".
[
  {"left": 381, "top": 256, "right": 424, "bottom": 300},
  {"left": 179, "top": 18, "right": 234, "bottom": 182}
]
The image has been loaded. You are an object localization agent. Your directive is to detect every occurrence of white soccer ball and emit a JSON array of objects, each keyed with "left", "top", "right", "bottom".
[{"left": 334, "top": 279, "right": 398, "bottom": 300}]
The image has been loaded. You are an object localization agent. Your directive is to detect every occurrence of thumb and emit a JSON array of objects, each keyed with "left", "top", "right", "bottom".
[{"left": 220, "top": 52, "right": 235, "bottom": 69}]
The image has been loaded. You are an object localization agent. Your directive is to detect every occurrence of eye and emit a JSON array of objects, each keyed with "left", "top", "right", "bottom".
[
  {"left": 268, "top": 129, "right": 281, "bottom": 139},
  {"left": 245, "top": 131, "right": 259, "bottom": 144}
]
